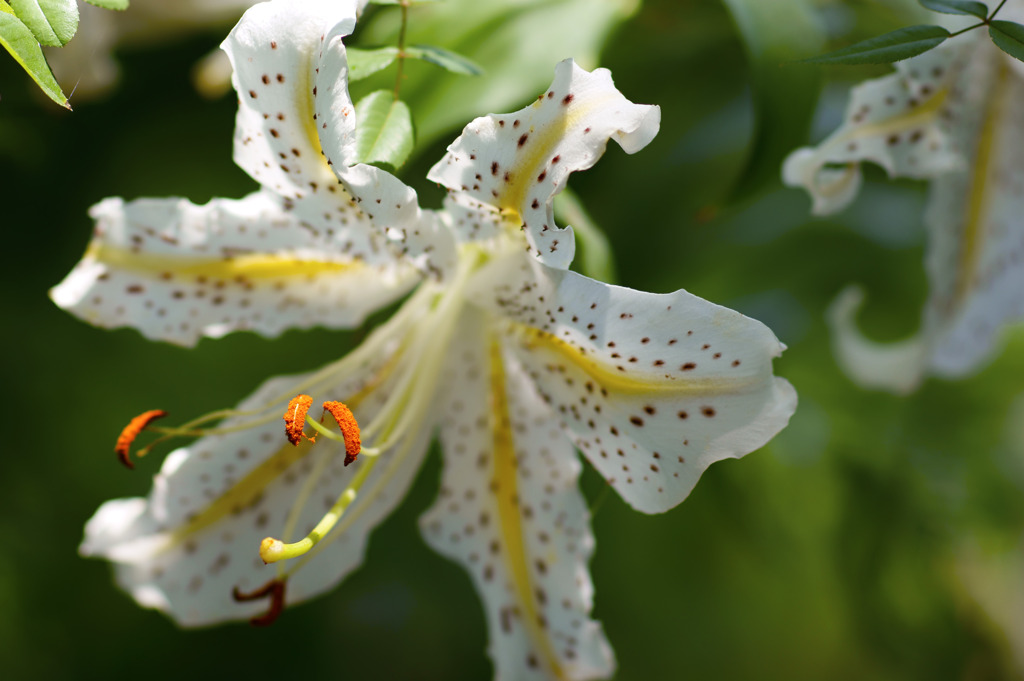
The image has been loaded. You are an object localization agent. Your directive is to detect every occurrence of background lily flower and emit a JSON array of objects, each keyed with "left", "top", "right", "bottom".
[
  {"left": 53, "top": 1, "right": 795, "bottom": 677},
  {"left": 783, "top": 27, "right": 1024, "bottom": 393}
]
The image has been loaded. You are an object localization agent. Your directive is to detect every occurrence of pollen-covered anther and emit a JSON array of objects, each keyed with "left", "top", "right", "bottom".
[
  {"left": 321, "top": 400, "right": 361, "bottom": 465},
  {"left": 283, "top": 394, "right": 314, "bottom": 446},
  {"left": 231, "top": 578, "right": 287, "bottom": 627},
  {"left": 114, "top": 410, "right": 168, "bottom": 470}
]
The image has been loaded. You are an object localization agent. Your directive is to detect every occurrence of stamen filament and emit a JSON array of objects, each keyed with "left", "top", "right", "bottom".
[
  {"left": 303, "top": 417, "right": 380, "bottom": 456},
  {"left": 256, "top": 283, "right": 436, "bottom": 412},
  {"left": 134, "top": 411, "right": 283, "bottom": 457},
  {"left": 304, "top": 417, "right": 347, "bottom": 443}
]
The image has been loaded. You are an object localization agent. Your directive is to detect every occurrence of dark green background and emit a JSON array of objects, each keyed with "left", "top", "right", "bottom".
[{"left": 2, "top": 0, "right": 1023, "bottom": 678}]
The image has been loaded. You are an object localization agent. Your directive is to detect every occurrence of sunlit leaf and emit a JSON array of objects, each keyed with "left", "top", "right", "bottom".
[
  {"left": 355, "top": 0, "right": 639, "bottom": 150},
  {"left": 918, "top": 0, "right": 988, "bottom": 19},
  {"left": 82, "top": 0, "right": 128, "bottom": 9},
  {"left": 989, "top": 20, "right": 1024, "bottom": 62},
  {"left": 405, "top": 44, "right": 482, "bottom": 76},
  {"left": 8, "top": 0, "right": 78, "bottom": 47},
  {"left": 347, "top": 46, "right": 399, "bottom": 81},
  {"left": 801, "top": 25, "right": 950, "bottom": 65},
  {"left": 353, "top": 89, "right": 414, "bottom": 168},
  {"left": 722, "top": 0, "right": 825, "bottom": 201},
  {"left": 0, "top": 11, "right": 68, "bottom": 107}
]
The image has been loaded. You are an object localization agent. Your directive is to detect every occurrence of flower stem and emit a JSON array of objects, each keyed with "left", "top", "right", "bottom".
[
  {"left": 947, "top": 0, "right": 1009, "bottom": 39},
  {"left": 393, "top": 0, "right": 410, "bottom": 99}
]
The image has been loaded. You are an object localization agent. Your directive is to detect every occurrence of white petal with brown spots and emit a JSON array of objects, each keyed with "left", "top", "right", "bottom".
[
  {"left": 224, "top": 0, "right": 448, "bottom": 276},
  {"left": 51, "top": 192, "right": 420, "bottom": 346},
  {"left": 921, "top": 49, "right": 1024, "bottom": 376},
  {"left": 783, "top": 38, "right": 973, "bottom": 215},
  {"left": 468, "top": 253, "right": 796, "bottom": 514},
  {"left": 428, "top": 59, "right": 660, "bottom": 269},
  {"left": 422, "top": 309, "right": 614, "bottom": 681}
]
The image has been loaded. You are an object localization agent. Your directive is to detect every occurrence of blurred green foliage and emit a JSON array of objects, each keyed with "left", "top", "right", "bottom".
[{"left": 2, "top": 0, "right": 1023, "bottom": 679}]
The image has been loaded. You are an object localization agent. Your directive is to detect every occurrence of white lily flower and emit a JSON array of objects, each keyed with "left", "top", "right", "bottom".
[
  {"left": 56, "top": 1, "right": 796, "bottom": 677},
  {"left": 783, "top": 24, "right": 1024, "bottom": 393}
]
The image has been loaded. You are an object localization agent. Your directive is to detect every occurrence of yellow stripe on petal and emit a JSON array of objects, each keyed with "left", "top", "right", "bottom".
[
  {"left": 955, "top": 62, "right": 1009, "bottom": 306},
  {"left": 488, "top": 338, "right": 567, "bottom": 681},
  {"left": 87, "top": 242, "right": 361, "bottom": 283},
  {"left": 842, "top": 88, "right": 949, "bottom": 144},
  {"left": 519, "top": 325, "right": 762, "bottom": 397},
  {"left": 497, "top": 94, "right": 617, "bottom": 219},
  {"left": 168, "top": 441, "right": 313, "bottom": 548}
]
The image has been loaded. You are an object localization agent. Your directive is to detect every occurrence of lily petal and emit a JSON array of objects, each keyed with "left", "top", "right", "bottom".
[
  {"left": 81, "top": 322, "right": 432, "bottom": 626},
  {"left": 469, "top": 254, "right": 796, "bottom": 514},
  {"left": 427, "top": 59, "right": 659, "bottom": 267},
  {"left": 225, "top": 0, "right": 447, "bottom": 274},
  {"left": 826, "top": 286, "right": 927, "bottom": 394},
  {"left": 422, "top": 309, "right": 614, "bottom": 680},
  {"left": 50, "top": 192, "right": 419, "bottom": 346},
  {"left": 921, "top": 54, "right": 1024, "bottom": 376},
  {"left": 783, "top": 39, "right": 974, "bottom": 215},
  {"left": 224, "top": 0, "right": 357, "bottom": 203}
]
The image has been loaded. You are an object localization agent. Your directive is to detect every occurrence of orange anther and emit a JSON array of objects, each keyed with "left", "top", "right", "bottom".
[
  {"left": 283, "top": 394, "right": 314, "bottom": 446},
  {"left": 231, "top": 579, "right": 287, "bottom": 627},
  {"left": 322, "top": 401, "right": 361, "bottom": 465},
  {"left": 114, "top": 410, "right": 168, "bottom": 469}
]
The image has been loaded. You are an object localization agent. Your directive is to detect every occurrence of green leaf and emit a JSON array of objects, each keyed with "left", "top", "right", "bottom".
[
  {"left": 347, "top": 46, "right": 399, "bottom": 80},
  {"left": 918, "top": 0, "right": 988, "bottom": 19},
  {"left": 555, "top": 188, "right": 617, "bottom": 283},
  {"left": 82, "top": 0, "right": 129, "bottom": 9},
  {"left": 405, "top": 44, "right": 483, "bottom": 76},
  {"left": 989, "top": 20, "right": 1024, "bottom": 62},
  {"left": 801, "top": 25, "right": 950, "bottom": 65},
  {"left": 8, "top": 0, "right": 78, "bottom": 47},
  {"left": 721, "top": 0, "right": 825, "bottom": 201},
  {"left": 356, "top": 0, "right": 639, "bottom": 151},
  {"left": 353, "top": 90, "right": 414, "bottom": 168},
  {"left": 0, "top": 11, "right": 68, "bottom": 107}
]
